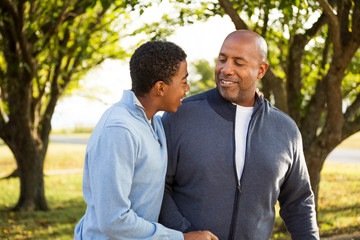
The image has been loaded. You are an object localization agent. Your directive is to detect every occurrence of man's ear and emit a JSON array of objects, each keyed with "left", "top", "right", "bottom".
[
  {"left": 153, "top": 81, "right": 167, "bottom": 96},
  {"left": 257, "top": 61, "right": 269, "bottom": 79}
]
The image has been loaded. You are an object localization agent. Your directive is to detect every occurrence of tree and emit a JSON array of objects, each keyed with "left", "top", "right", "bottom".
[
  {"left": 0, "top": 0, "right": 153, "bottom": 211},
  {"left": 180, "top": 0, "right": 360, "bottom": 210},
  {"left": 0, "top": 0, "right": 213, "bottom": 212},
  {"left": 188, "top": 59, "right": 216, "bottom": 96}
]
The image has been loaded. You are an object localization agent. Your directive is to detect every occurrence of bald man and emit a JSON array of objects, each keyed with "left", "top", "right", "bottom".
[{"left": 159, "top": 30, "right": 319, "bottom": 240}]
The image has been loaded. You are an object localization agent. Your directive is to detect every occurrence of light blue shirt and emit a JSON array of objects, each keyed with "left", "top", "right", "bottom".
[{"left": 74, "top": 90, "right": 183, "bottom": 240}]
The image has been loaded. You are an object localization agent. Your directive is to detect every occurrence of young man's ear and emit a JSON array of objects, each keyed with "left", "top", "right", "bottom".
[{"left": 153, "top": 81, "right": 167, "bottom": 96}]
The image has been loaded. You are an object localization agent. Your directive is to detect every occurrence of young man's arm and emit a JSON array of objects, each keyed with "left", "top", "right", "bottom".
[{"left": 87, "top": 126, "right": 182, "bottom": 239}]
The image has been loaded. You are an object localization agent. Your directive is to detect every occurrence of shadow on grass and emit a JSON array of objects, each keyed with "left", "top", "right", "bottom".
[
  {"left": 0, "top": 198, "right": 86, "bottom": 240},
  {"left": 320, "top": 225, "right": 360, "bottom": 238},
  {"left": 320, "top": 204, "right": 360, "bottom": 214}
]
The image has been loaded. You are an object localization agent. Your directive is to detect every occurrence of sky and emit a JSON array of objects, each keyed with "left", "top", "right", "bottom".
[{"left": 51, "top": 15, "right": 235, "bottom": 130}]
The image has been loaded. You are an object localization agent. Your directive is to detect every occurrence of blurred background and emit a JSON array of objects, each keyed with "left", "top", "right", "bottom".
[{"left": 0, "top": 0, "right": 359, "bottom": 239}]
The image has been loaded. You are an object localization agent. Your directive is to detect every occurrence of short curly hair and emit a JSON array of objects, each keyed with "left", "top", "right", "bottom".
[{"left": 130, "top": 41, "right": 187, "bottom": 96}]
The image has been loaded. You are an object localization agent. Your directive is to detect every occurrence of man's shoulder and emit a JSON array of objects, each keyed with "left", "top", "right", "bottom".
[
  {"left": 262, "top": 99, "right": 299, "bottom": 131},
  {"left": 162, "top": 89, "right": 216, "bottom": 124},
  {"left": 182, "top": 88, "right": 215, "bottom": 104}
]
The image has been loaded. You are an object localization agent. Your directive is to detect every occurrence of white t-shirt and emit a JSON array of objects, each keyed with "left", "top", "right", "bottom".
[{"left": 234, "top": 105, "right": 254, "bottom": 180}]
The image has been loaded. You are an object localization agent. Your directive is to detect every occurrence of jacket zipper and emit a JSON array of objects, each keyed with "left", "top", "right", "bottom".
[
  {"left": 228, "top": 115, "right": 241, "bottom": 240},
  {"left": 228, "top": 180, "right": 241, "bottom": 240},
  {"left": 228, "top": 100, "right": 262, "bottom": 240}
]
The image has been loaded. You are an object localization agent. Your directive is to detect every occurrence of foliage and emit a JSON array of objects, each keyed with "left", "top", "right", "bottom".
[
  {"left": 0, "top": 0, "right": 139, "bottom": 210},
  {"left": 188, "top": 59, "right": 216, "bottom": 96},
  {"left": 0, "top": 0, "right": 187, "bottom": 211}
]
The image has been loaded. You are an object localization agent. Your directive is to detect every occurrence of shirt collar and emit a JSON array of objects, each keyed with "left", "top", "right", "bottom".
[
  {"left": 134, "top": 95, "right": 145, "bottom": 110},
  {"left": 133, "top": 92, "right": 152, "bottom": 124}
]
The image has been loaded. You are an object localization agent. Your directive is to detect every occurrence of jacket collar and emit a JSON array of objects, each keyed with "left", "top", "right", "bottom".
[
  {"left": 206, "top": 88, "right": 263, "bottom": 122},
  {"left": 120, "top": 90, "right": 147, "bottom": 119}
]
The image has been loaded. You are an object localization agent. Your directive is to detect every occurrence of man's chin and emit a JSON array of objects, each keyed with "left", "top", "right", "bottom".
[{"left": 218, "top": 87, "right": 238, "bottom": 103}]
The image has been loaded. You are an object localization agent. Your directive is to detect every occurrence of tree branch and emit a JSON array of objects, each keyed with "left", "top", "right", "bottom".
[
  {"left": 286, "top": 12, "right": 328, "bottom": 125},
  {"left": 344, "top": 94, "right": 360, "bottom": 123},
  {"left": 11, "top": 1, "right": 37, "bottom": 78},
  {"left": 218, "top": 0, "right": 248, "bottom": 29},
  {"left": 339, "top": 0, "right": 352, "bottom": 46},
  {"left": 352, "top": 0, "right": 360, "bottom": 39},
  {"left": 39, "top": 4, "right": 108, "bottom": 139},
  {"left": 0, "top": 87, "right": 7, "bottom": 125},
  {"left": 317, "top": 0, "right": 341, "bottom": 49},
  {"left": 261, "top": 9, "right": 269, "bottom": 38},
  {"left": 300, "top": 27, "right": 331, "bottom": 149},
  {"left": 304, "top": 12, "right": 328, "bottom": 38},
  {"left": 39, "top": 55, "right": 63, "bottom": 141},
  {"left": 342, "top": 115, "right": 360, "bottom": 141},
  {"left": 300, "top": 81, "right": 327, "bottom": 150},
  {"left": 0, "top": 0, "right": 18, "bottom": 21},
  {"left": 262, "top": 68, "right": 288, "bottom": 113}
]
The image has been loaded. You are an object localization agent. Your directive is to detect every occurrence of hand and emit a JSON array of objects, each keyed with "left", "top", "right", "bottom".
[
  {"left": 256, "top": 88, "right": 264, "bottom": 98},
  {"left": 183, "top": 230, "right": 218, "bottom": 240}
]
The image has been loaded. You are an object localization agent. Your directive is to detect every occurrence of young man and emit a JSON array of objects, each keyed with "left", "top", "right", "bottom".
[
  {"left": 159, "top": 30, "right": 319, "bottom": 240},
  {"left": 74, "top": 41, "right": 217, "bottom": 240}
]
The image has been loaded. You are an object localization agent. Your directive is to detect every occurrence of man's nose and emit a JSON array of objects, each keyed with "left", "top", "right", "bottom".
[{"left": 221, "top": 61, "right": 234, "bottom": 75}]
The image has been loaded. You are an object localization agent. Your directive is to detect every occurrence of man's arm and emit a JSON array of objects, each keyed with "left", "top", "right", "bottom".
[
  {"left": 159, "top": 113, "right": 194, "bottom": 232},
  {"left": 278, "top": 130, "right": 320, "bottom": 240}
]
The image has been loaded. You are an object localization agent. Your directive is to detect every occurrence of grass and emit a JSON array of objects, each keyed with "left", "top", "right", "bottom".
[
  {"left": 0, "top": 141, "right": 86, "bottom": 240},
  {"left": 0, "top": 142, "right": 86, "bottom": 178},
  {"left": 0, "top": 133, "right": 359, "bottom": 239},
  {"left": 271, "top": 162, "right": 360, "bottom": 239},
  {"left": 317, "top": 162, "right": 360, "bottom": 237},
  {"left": 337, "top": 132, "right": 360, "bottom": 149},
  {"left": 0, "top": 174, "right": 85, "bottom": 240}
]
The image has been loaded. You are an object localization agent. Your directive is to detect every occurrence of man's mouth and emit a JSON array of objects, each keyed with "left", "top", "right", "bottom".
[
  {"left": 220, "top": 80, "right": 237, "bottom": 86},
  {"left": 222, "top": 80, "right": 233, "bottom": 84}
]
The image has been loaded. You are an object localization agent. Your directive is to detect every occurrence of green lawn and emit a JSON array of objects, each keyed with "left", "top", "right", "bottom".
[
  {"left": 337, "top": 132, "right": 360, "bottom": 149},
  {"left": 0, "top": 174, "right": 85, "bottom": 240},
  {"left": 0, "top": 133, "right": 359, "bottom": 239}
]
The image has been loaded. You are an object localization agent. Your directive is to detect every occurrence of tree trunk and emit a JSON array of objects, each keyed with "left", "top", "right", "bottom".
[
  {"left": 305, "top": 152, "right": 326, "bottom": 212},
  {"left": 7, "top": 132, "right": 49, "bottom": 211},
  {"left": 14, "top": 151, "right": 48, "bottom": 211},
  {"left": 14, "top": 148, "right": 48, "bottom": 211}
]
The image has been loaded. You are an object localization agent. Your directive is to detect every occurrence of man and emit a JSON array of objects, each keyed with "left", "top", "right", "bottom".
[
  {"left": 74, "top": 41, "right": 217, "bottom": 240},
  {"left": 159, "top": 30, "right": 319, "bottom": 240}
]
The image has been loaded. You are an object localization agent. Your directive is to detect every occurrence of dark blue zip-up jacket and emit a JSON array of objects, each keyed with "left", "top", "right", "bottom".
[{"left": 159, "top": 88, "right": 319, "bottom": 240}]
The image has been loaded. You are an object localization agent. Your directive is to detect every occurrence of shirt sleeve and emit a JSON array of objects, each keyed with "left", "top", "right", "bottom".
[
  {"left": 87, "top": 126, "right": 183, "bottom": 240},
  {"left": 159, "top": 113, "right": 194, "bottom": 232},
  {"left": 278, "top": 130, "right": 320, "bottom": 240}
]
